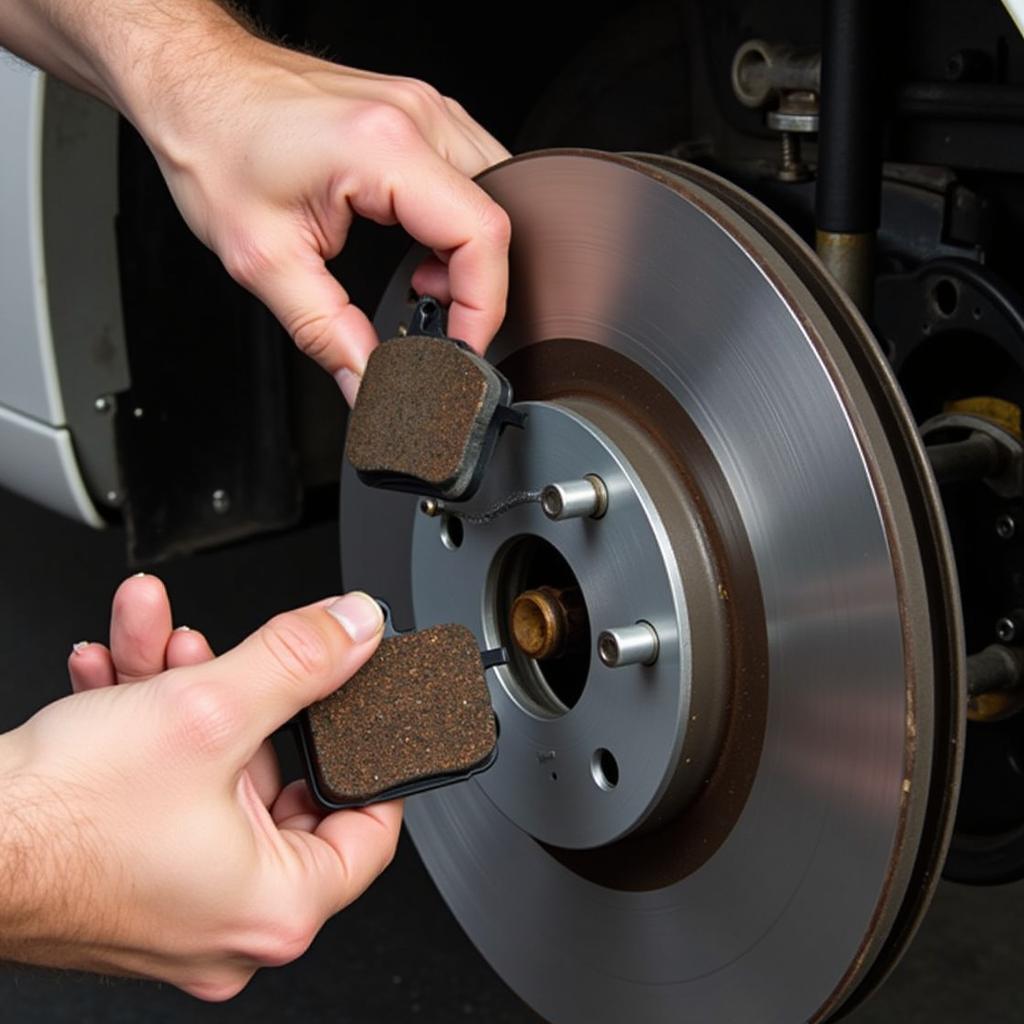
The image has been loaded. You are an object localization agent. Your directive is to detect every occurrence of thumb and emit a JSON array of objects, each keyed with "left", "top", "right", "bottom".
[{"left": 205, "top": 592, "right": 384, "bottom": 752}]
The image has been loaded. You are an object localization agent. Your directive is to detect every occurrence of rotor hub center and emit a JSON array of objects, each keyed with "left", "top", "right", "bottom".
[{"left": 410, "top": 399, "right": 728, "bottom": 849}]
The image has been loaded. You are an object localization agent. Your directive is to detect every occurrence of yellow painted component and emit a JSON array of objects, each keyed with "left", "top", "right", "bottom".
[
  {"left": 968, "top": 689, "right": 1024, "bottom": 722},
  {"left": 945, "top": 397, "right": 1022, "bottom": 439}
]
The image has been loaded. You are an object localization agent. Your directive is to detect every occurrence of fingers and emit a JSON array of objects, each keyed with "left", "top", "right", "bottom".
[
  {"left": 309, "top": 800, "right": 403, "bottom": 913},
  {"left": 217, "top": 93, "right": 509, "bottom": 399},
  {"left": 110, "top": 575, "right": 174, "bottom": 683},
  {"left": 201, "top": 592, "right": 384, "bottom": 752},
  {"left": 246, "top": 741, "right": 283, "bottom": 807},
  {"left": 410, "top": 255, "right": 451, "bottom": 305},
  {"left": 271, "top": 778, "right": 321, "bottom": 833},
  {"left": 166, "top": 627, "right": 215, "bottom": 668},
  {"left": 163, "top": 619, "right": 283, "bottom": 802},
  {"left": 281, "top": 799, "right": 403, "bottom": 919},
  {"left": 69, "top": 642, "right": 116, "bottom": 693},
  {"left": 71, "top": 574, "right": 183, "bottom": 693},
  {"left": 226, "top": 240, "right": 379, "bottom": 390},
  {"left": 376, "top": 150, "right": 511, "bottom": 355}
]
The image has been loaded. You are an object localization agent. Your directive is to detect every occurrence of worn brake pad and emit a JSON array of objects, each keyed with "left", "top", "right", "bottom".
[
  {"left": 344, "top": 297, "right": 523, "bottom": 502},
  {"left": 298, "top": 602, "right": 503, "bottom": 809}
]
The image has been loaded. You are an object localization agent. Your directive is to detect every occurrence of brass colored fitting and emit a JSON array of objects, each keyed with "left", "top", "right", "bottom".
[{"left": 510, "top": 587, "right": 571, "bottom": 661}]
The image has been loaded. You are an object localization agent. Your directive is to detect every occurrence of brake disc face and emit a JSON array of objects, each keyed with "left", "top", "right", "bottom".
[{"left": 340, "top": 151, "right": 964, "bottom": 1023}]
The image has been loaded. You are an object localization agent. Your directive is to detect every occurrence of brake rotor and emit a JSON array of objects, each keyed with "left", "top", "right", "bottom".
[{"left": 340, "top": 151, "right": 964, "bottom": 1023}]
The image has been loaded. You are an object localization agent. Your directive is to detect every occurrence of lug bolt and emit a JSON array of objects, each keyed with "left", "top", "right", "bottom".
[
  {"left": 541, "top": 475, "right": 608, "bottom": 521},
  {"left": 597, "top": 622, "right": 659, "bottom": 667},
  {"left": 996, "top": 514, "right": 1016, "bottom": 540}
]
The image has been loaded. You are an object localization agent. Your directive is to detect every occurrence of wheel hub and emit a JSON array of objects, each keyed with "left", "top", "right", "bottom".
[{"left": 411, "top": 398, "right": 728, "bottom": 849}]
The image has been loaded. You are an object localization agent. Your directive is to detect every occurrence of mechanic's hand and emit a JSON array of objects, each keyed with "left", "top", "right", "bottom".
[
  {"left": 0, "top": 577, "right": 399, "bottom": 1000},
  {"left": 3, "top": 4, "right": 512, "bottom": 402},
  {"left": 68, "top": 573, "right": 282, "bottom": 807},
  {"left": 147, "top": 42, "right": 513, "bottom": 404}
]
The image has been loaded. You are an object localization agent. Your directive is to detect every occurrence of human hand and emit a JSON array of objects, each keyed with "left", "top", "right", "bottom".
[
  {"left": 0, "top": 576, "right": 399, "bottom": 1000},
  {"left": 67, "top": 573, "right": 282, "bottom": 808},
  {"left": 3, "top": 4, "right": 513, "bottom": 401},
  {"left": 142, "top": 35, "right": 513, "bottom": 404}
]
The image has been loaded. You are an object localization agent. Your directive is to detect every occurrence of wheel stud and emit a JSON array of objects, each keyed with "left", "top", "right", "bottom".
[
  {"left": 598, "top": 622, "right": 659, "bottom": 667},
  {"left": 541, "top": 475, "right": 608, "bottom": 521}
]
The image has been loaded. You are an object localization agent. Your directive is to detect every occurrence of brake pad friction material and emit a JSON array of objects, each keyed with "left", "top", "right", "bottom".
[
  {"left": 344, "top": 335, "right": 508, "bottom": 501},
  {"left": 303, "top": 623, "right": 497, "bottom": 808}
]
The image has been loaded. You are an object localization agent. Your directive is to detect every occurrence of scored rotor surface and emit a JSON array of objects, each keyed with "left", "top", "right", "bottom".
[{"left": 340, "top": 151, "right": 963, "bottom": 1023}]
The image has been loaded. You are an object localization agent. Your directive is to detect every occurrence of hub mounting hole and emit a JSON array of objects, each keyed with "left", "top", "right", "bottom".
[
  {"left": 932, "top": 278, "right": 959, "bottom": 318},
  {"left": 592, "top": 748, "right": 619, "bottom": 790},
  {"left": 440, "top": 514, "right": 464, "bottom": 550}
]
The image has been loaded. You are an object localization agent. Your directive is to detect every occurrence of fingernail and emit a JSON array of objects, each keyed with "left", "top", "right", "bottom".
[
  {"left": 133, "top": 572, "right": 146, "bottom": 578},
  {"left": 72, "top": 641, "right": 90, "bottom": 654},
  {"left": 175, "top": 625, "right": 192, "bottom": 633},
  {"left": 335, "top": 368, "right": 361, "bottom": 408},
  {"left": 326, "top": 592, "right": 383, "bottom": 643}
]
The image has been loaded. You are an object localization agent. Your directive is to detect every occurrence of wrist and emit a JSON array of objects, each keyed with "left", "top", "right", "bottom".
[{"left": 97, "top": 5, "right": 260, "bottom": 158}]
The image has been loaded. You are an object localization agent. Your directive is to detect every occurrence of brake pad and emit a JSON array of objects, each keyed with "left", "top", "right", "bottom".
[
  {"left": 344, "top": 296, "right": 523, "bottom": 502},
  {"left": 298, "top": 602, "right": 503, "bottom": 809}
]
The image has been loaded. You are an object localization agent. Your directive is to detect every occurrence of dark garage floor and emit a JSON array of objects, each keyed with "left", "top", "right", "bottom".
[{"left": 0, "top": 483, "right": 1022, "bottom": 1023}]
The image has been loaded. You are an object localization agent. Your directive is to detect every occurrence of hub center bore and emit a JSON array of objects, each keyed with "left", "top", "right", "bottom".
[
  {"left": 495, "top": 536, "right": 590, "bottom": 716},
  {"left": 409, "top": 399, "right": 729, "bottom": 849}
]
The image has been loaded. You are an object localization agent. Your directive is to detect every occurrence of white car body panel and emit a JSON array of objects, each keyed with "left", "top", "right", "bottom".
[
  {"left": 0, "top": 62, "right": 64, "bottom": 424},
  {"left": 0, "top": 59, "right": 126, "bottom": 529},
  {"left": 0, "top": 402, "right": 101, "bottom": 524}
]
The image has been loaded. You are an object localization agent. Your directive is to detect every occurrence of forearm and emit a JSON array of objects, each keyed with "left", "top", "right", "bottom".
[
  {"left": 0, "top": 1, "right": 256, "bottom": 136},
  {"left": 0, "top": 730, "right": 59, "bottom": 961},
  {"left": 0, "top": 726, "right": 119, "bottom": 972}
]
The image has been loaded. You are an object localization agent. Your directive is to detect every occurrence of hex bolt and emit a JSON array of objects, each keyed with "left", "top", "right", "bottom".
[
  {"left": 541, "top": 475, "right": 608, "bottom": 521},
  {"left": 996, "top": 514, "right": 1016, "bottom": 540},
  {"left": 597, "top": 622, "right": 659, "bottom": 668},
  {"left": 996, "top": 617, "right": 1018, "bottom": 643}
]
